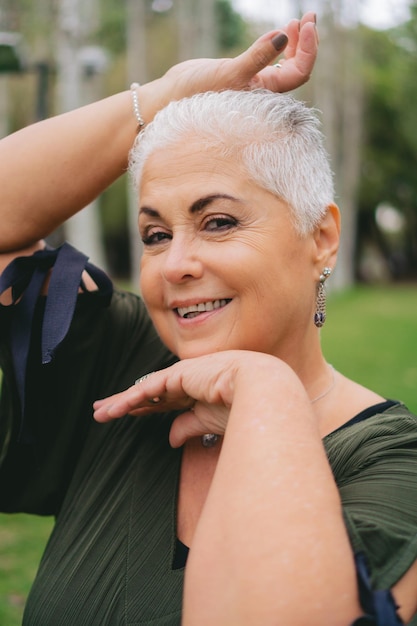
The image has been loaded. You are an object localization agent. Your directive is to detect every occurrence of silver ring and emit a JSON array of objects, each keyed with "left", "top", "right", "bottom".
[
  {"left": 135, "top": 372, "right": 154, "bottom": 385},
  {"left": 273, "top": 62, "right": 282, "bottom": 68},
  {"left": 201, "top": 433, "right": 219, "bottom": 448}
]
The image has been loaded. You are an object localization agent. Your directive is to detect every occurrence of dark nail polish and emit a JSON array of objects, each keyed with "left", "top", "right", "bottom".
[{"left": 272, "top": 33, "right": 288, "bottom": 52}]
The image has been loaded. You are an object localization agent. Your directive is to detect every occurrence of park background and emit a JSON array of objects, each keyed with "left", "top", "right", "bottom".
[{"left": 0, "top": 0, "right": 416, "bottom": 623}]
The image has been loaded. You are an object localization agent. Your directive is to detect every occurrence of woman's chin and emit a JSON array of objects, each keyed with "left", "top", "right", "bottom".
[{"left": 173, "top": 342, "right": 232, "bottom": 361}]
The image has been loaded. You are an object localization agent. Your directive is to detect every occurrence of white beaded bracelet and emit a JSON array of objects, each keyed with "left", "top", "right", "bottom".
[{"left": 130, "top": 82, "right": 145, "bottom": 133}]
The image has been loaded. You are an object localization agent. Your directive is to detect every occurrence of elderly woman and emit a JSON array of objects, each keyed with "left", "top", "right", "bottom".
[
  {"left": 93, "top": 90, "right": 417, "bottom": 626},
  {"left": 0, "top": 16, "right": 322, "bottom": 626}
]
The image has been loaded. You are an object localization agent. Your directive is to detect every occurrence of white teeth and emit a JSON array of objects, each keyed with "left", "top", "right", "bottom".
[{"left": 177, "top": 299, "right": 229, "bottom": 318}]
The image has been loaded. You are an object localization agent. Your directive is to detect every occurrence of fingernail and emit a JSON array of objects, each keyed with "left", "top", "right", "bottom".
[
  {"left": 313, "top": 13, "right": 317, "bottom": 24},
  {"left": 272, "top": 33, "right": 288, "bottom": 52}
]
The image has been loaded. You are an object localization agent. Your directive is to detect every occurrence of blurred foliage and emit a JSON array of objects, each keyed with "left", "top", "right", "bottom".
[
  {"left": 97, "top": 0, "right": 248, "bottom": 57},
  {"left": 216, "top": 0, "right": 248, "bottom": 50},
  {"left": 356, "top": 8, "right": 417, "bottom": 280},
  {"left": 396, "top": 0, "right": 417, "bottom": 157},
  {"left": 96, "top": 0, "right": 126, "bottom": 55},
  {"left": 0, "top": 0, "right": 55, "bottom": 45}
]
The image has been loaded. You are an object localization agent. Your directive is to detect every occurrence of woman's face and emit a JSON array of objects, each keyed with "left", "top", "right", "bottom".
[{"left": 138, "top": 141, "right": 321, "bottom": 361}]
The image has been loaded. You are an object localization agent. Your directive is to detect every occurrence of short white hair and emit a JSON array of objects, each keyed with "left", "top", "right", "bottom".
[{"left": 129, "top": 90, "right": 334, "bottom": 235}]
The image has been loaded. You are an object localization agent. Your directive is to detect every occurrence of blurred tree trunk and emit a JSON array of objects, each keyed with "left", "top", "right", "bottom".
[
  {"left": 310, "top": 0, "right": 363, "bottom": 289},
  {"left": 0, "top": 0, "right": 16, "bottom": 138},
  {"left": 126, "top": 0, "right": 148, "bottom": 289},
  {"left": 177, "top": 0, "right": 217, "bottom": 60},
  {"left": 197, "top": 0, "right": 217, "bottom": 57},
  {"left": 294, "top": 0, "right": 363, "bottom": 289},
  {"left": 57, "top": 0, "right": 107, "bottom": 269},
  {"left": 0, "top": 78, "right": 9, "bottom": 138}
]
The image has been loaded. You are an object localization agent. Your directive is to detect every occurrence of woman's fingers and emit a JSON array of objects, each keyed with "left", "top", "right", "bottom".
[
  {"left": 170, "top": 401, "right": 231, "bottom": 447},
  {"left": 93, "top": 381, "right": 195, "bottom": 421},
  {"left": 288, "top": 17, "right": 319, "bottom": 75},
  {"left": 229, "top": 29, "right": 289, "bottom": 84},
  {"left": 93, "top": 354, "right": 234, "bottom": 422},
  {"left": 300, "top": 10, "right": 318, "bottom": 29},
  {"left": 93, "top": 370, "right": 174, "bottom": 421},
  {"left": 245, "top": 14, "right": 318, "bottom": 92},
  {"left": 93, "top": 379, "right": 229, "bottom": 449}
]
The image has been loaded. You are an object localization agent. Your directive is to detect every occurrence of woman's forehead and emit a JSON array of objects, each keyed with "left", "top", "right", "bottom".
[{"left": 140, "top": 142, "right": 245, "bottom": 190}]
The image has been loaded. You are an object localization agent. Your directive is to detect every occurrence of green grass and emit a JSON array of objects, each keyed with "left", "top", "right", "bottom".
[
  {"left": 0, "top": 514, "right": 53, "bottom": 625},
  {"left": 0, "top": 284, "right": 416, "bottom": 625},
  {"left": 322, "top": 285, "right": 417, "bottom": 413}
]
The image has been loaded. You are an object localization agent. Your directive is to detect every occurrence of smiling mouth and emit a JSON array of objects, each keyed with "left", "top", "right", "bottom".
[{"left": 176, "top": 299, "right": 231, "bottom": 319}]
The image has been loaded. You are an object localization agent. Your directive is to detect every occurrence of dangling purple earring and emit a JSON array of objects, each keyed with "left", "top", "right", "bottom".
[{"left": 314, "top": 267, "right": 332, "bottom": 328}]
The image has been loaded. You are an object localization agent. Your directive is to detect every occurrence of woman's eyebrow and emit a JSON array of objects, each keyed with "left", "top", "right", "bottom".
[
  {"left": 190, "top": 194, "right": 239, "bottom": 214},
  {"left": 139, "top": 206, "right": 160, "bottom": 218},
  {"left": 139, "top": 194, "right": 239, "bottom": 218}
]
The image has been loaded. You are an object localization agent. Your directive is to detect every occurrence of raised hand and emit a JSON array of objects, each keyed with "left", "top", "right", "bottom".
[
  {"left": 93, "top": 351, "right": 304, "bottom": 447},
  {"left": 93, "top": 352, "right": 239, "bottom": 446},
  {"left": 151, "top": 11, "right": 318, "bottom": 108}
]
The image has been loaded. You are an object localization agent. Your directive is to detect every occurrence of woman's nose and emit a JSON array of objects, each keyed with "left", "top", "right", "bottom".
[{"left": 161, "top": 236, "right": 204, "bottom": 284}]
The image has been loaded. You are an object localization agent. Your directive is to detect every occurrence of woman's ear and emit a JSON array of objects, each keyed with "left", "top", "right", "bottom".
[{"left": 313, "top": 203, "right": 340, "bottom": 271}]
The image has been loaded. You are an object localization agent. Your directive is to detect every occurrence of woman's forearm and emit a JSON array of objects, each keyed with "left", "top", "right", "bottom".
[
  {"left": 93, "top": 352, "right": 362, "bottom": 622},
  {"left": 0, "top": 90, "right": 137, "bottom": 252},
  {"left": 183, "top": 360, "right": 362, "bottom": 625}
]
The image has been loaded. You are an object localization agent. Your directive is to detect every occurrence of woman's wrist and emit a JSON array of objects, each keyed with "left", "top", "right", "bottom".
[{"left": 134, "top": 77, "right": 174, "bottom": 129}]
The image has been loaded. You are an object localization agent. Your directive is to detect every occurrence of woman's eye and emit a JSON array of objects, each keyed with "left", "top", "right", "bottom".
[
  {"left": 204, "top": 215, "right": 237, "bottom": 232},
  {"left": 141, "top": 229, "right": 171, "bottom": 245}
]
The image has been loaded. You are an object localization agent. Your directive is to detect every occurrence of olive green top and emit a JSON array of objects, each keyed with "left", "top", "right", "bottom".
[
  {"left": 327, "top": 403, "right": 417, "bottom": 596},
  {"left": 1, "top": 290, "right": 417, "bottom": 625}
]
